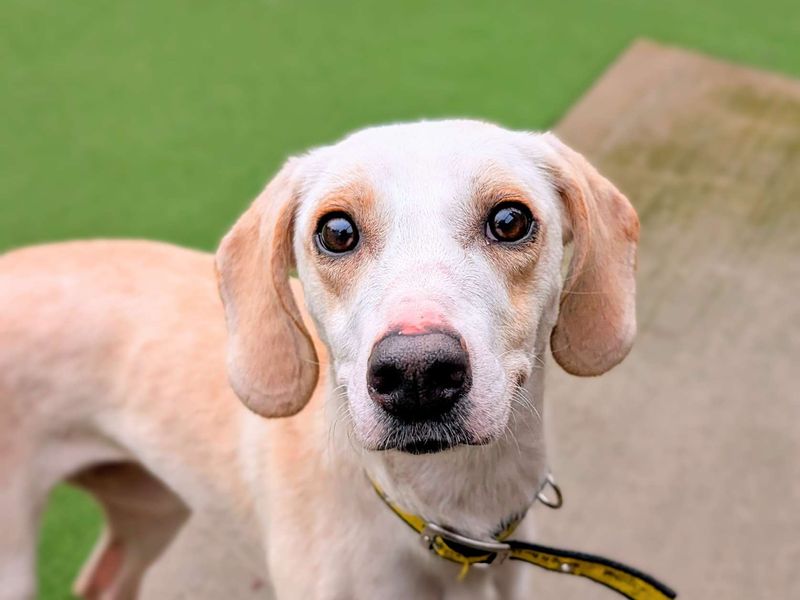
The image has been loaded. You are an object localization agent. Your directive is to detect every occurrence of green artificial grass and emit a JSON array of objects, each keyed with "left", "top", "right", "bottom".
[
  {"left": 38, "top": 489, "right": 102, "bottom": 599},
  {"left": 1, "top": 0, "right": 797, "bottom": 597}
]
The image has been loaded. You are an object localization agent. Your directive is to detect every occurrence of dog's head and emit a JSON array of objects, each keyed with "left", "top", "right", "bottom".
[{"left": 216, "top": 120, "right": 638, "bottom": 455}]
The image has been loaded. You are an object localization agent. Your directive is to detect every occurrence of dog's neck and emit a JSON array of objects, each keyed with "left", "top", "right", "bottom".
[{"left": 337, "top": 367, "right": 548, "bottom": 540}]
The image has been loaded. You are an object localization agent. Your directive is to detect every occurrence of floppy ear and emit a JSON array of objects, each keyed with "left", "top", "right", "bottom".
[
  {"left": 543, "top": 134, "right": 640, "bottom": 376},
  {"left": 215, "top": 160, "right": 319, "bottom": 417}
]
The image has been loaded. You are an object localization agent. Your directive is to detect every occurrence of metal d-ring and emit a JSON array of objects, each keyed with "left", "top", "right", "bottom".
[{"left": 536, "top": 473, "right": 564, "bottom": 509}]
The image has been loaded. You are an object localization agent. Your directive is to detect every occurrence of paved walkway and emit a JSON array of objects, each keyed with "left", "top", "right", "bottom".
[{"left": 534, "top": 39, "right": 800, "bottom": 599}]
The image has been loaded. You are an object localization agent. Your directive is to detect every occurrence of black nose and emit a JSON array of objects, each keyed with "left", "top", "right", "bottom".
[{"left": 367, "top": 332, "right": 471, "bottom": 422}]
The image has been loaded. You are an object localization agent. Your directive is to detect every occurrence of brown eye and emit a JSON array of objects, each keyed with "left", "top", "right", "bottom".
[
  {"left": 316, "top": 213, "right": 359, "bottom": 254},
  {"left": 486, "top": 202, "right": 536, "bottom": 243}
]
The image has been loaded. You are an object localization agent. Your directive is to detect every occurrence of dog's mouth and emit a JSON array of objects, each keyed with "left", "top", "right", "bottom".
[
  {"left": 395, "top": 438, "right": 457, "bottom": 455},
  {"left": 373, "top": 420, "right": 492, "bottom": 455}
]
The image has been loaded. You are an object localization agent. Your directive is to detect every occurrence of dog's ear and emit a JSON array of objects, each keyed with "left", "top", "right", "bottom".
[
  {"left": 543, "top": 134, "right": 639, "bottom": 376},
  {"left": 215, "top": 159, "right": 319, "bottom": 417}
]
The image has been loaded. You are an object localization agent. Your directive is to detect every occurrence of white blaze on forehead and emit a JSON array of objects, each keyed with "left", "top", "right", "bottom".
[{"left": 300, "top": 121, "right": 529, "bottom": 193}]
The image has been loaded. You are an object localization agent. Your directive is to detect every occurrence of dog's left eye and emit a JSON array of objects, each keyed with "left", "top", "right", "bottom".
[
  {"left": 486, "top": 202, "right": 536, "bottom": 244},
  {"left": 315, "top": 213, "right": 359, "bottom": 254}
]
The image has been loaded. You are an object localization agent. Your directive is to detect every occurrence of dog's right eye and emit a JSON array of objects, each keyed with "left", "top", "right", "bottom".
[{"left": 315, "top": 213, "right": 359, "bottom": 254}]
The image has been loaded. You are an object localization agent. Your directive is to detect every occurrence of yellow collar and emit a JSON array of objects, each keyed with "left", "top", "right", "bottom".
[{"left": 369, "top": 475, "right": 676, "bottom": 600}]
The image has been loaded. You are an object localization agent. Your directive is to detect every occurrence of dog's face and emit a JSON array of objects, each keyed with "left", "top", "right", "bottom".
[
  {"left": 216, "top": 120, "right": 639, "bottom": 456},
  {"left": 292, "top": 122, "right": 566, "bottom": 453}
]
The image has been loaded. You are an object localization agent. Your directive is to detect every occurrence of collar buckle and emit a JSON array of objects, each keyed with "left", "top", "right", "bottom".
[{"left": 420, "top": 522, "right": 512, "bottom": 565}]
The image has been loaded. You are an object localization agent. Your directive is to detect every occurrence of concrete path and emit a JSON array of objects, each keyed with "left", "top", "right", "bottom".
[{"left": 533, "top": 39, "right": 800, "bottom": 599}]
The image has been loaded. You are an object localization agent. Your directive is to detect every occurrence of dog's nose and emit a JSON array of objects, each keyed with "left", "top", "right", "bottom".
[{"left": 367, "top": 332, "right": 471, "bottom": 422}]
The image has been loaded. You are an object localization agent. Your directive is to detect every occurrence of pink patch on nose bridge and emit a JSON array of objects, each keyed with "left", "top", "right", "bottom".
[
  {"left": 394, "top": 321, "right": 440, "bottom": 335},
  {"left": 387, "top": 303, "right": 449, "bottom": 336}
]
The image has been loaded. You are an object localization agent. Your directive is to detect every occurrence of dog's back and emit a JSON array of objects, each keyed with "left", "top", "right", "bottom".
[
  {"left": 0, "top": 240, "right": 247, "bottom": 599},
  {"left": 0, "top": 240, "right": 226, "bottom": 438}
]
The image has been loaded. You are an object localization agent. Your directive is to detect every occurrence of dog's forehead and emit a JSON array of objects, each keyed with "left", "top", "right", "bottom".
[{"left": 300, "top": 120, "right": 547, "bottom": 200}]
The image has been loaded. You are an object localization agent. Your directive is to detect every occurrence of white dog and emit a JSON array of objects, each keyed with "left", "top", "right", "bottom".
[{"left": 0, "top": 120, "right": 651, "bottom": 600}]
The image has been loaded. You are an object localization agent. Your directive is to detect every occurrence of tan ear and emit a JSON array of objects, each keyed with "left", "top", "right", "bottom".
[
  {"left": 544, "top": 134, "right": 640, "bottom": 376},
  {"left": 215, "top": 160, "right": 319, "bottom": 417}
]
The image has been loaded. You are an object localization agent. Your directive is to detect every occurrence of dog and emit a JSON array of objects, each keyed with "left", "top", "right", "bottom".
[{"left": 0, "top": 119, "right": 638, "bottom": 599}]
